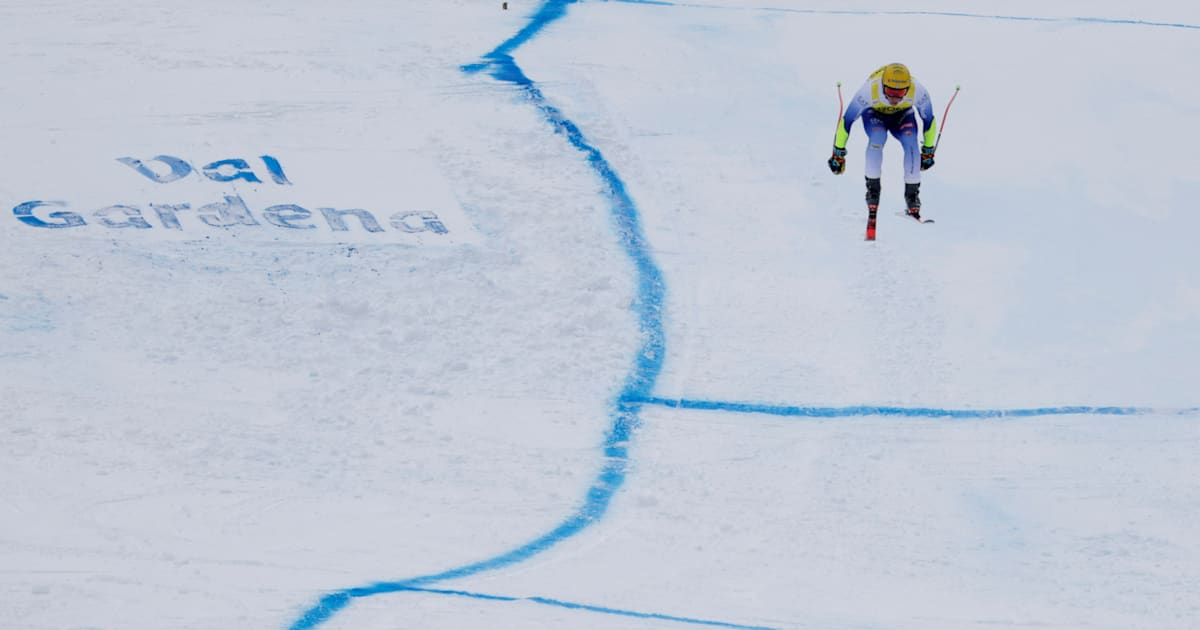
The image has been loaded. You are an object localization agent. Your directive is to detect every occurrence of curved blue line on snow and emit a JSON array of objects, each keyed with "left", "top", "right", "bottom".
[
  {"left": 356, "top": 586, "right": 776, "bottom": 630},
  {"left": 287, "top": 1, "right": 673, "bottom": 629},
  {"left": 632, "top": 397, "right": 1200, "bottom": 419},
  {"left": 462, "top": 0, "right": 574, "bottom": 73},
  {"left": 608, "top": 0, "right": 1200, "bottom": 30}
]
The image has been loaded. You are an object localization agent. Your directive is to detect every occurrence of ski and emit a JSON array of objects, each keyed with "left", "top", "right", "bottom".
[{"left": 896, "top": 210, "right": 934, "bottom": 224}]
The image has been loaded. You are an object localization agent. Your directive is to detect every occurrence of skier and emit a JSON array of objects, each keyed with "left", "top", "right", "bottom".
[{"left": 827, "top": 63, "right": 937, "bottom": 240}]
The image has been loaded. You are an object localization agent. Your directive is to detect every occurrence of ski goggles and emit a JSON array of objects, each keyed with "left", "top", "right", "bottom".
[{"left": 882, "top": 85, "right": 909, "bottom": 99}]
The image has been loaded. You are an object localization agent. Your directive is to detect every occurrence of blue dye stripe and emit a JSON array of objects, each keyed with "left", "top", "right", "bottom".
[
  {"left": 606, "top": 0, "right": 1200, "bottom": 30},
  {"left": 287, "top": 1, "right": 671, "bottom": 629},
  {"left": 631, "top": 396, "right": 1200, "bottom": 419},
  {"left": 367, "top": 586, "right": 777, "bottom": 630},
  {"left": 527, "top": 596, "right": 776, "bottom": 629},
  {"left": 398, "top": 586, "right": 518, "bottom": 602}
]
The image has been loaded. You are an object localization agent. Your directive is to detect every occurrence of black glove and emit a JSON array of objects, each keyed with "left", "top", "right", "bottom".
[
  {"left": 920, "top": 145, "right": 935, "bottom": 171},
  {"left": 828, "top": 147, "right": 847, "bottom": 174}
]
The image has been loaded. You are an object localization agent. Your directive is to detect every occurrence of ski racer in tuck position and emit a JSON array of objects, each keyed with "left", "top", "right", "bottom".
[{"left": 827, "top": 63, "right": 937, "bottom": 240}]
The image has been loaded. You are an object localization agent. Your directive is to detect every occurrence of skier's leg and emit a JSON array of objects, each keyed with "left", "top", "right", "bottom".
[
  {"left": 865, "top": 176, "right": 881, "bottom": 206},
  {"left": 862, "top": 112, "right": 888, "bottom": 180},
  {"left": 864, "top": 175, "right": 881, "bottom": 240},
  {"left": 890, "top": 111, "right": 921, "bottom": 185},
  {"left": 862, "top": 112, "right": 888, "bottom": 241},
  {"left": 889, "top": 111, "right": 923, "bottom": 215}
]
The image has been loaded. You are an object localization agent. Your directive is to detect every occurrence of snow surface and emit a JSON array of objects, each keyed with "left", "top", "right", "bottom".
[{"left": 2, "top": 1, "right": 1198, "bottom": 629}]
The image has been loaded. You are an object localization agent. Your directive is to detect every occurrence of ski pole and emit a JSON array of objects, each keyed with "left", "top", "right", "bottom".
[
  {"left": 933, "top": 85, "right": 960, "bottom": 151},
  {"left": 834, "top": 82, "right": 844, "bottom": 137}
]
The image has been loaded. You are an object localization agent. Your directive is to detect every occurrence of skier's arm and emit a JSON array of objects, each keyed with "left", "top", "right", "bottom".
[
  {"left": 914, "top": 82, "right": 937, "bottom": 148},
  {"left": 834, "top": 82, "right": 872, "bottom": 150},
  {"left": 913, "top": 82, "right": 938, "bottom": 170}
]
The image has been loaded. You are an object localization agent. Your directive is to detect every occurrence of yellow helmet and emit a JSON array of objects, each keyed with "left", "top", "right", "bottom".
[{"left": 881, "top": 63, "right": 911, "bottom": 92}]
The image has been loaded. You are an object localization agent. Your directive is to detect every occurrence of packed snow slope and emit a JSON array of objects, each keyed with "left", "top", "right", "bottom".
[{"left": 1, "top": 1, "right": 1198, "bottom": 629}]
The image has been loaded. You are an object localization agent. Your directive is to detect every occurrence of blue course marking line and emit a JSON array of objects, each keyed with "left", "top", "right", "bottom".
[
  {"left": 606, "top": 0, "right": 1200, "bottom": 30},
  {"left": 370, "top": 587, "right": 776, "bottom": 630},
  {"left": 631, "top": 397, "right": 1200, "bottom": 419},
  {"left": 287, "top": 1, "right": 689, "bottom": 629},
  {"left": 526, "top": 596, "right": 776, "bottom": 630}
]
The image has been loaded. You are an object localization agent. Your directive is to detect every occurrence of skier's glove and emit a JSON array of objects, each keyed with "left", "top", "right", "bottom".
[
  {"left": 828, "top": 147, "right": 847, "bottom": 174},
  {"left": 920, "top": 145, "right": 936, "bottom": 171}
]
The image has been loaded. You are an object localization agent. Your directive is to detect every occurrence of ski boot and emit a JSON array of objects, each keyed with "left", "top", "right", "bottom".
[
  {"left": 865, "top": 177, "right": 881, "bottom": 241},
  {"left": 904, "top": 182, "right": 922, "bottom": 221}
]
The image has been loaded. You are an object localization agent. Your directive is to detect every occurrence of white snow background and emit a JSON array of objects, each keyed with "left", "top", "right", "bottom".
[{"left": 2, "top": 1, "right": 1199, "bottom": 629}]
